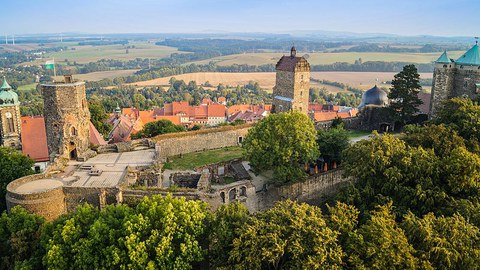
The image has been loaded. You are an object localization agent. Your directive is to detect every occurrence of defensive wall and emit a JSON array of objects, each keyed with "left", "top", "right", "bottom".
[{"left": 152, "top": 124, "right": 252, "bottom": 160}]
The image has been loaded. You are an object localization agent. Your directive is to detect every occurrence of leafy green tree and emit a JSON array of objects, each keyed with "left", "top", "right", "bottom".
[
  {"left": 88, "top": 99, "right": 112, "bottom": 136},
  {"left": 388, "top": 64, "right": 423, "bottom": 126},
  {"left": 228, "top": 200, "right": 344, "bottom": 270},
  {"left": 403, "top": 124, "right": 465, "bottom": 156},
  {"left": 43, "top": 195, "right": 209, "bottom": 270},
  {"left": 345, "top": 203, "right": 419, "bottom": 269},
  {"left": 402, "top": 212, "right": 480, "bottom": 269},
  {"left": 131, "top": 119, "right": 186, "bottom": 139},
  {"left": 0, "top": 147, "right": 35, "bottom": 211},
  {"left": 242, "top": 111, "right": 319, "bottom": 184},
  {"left": 208, "top": 202, "right": 249, "bottom": 269},
  {"left": 0, "top": 206, "right": 45, "bottom": 270},
  {"left": 435, "top": 97, "right": 480, "bottom": 145},
  {"left": 317, "top": 126, "right": 349, "bottom": 163}
]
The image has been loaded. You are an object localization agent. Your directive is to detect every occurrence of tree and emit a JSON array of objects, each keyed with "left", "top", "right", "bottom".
[
  {"left": 208, "top": 202, "right": 249, "bottom": 269},
  {"left": 0, "top": 147, "right": 35, "bottom": 211},
  {"left": 43, "top": 194, "right": 210, "bottom": 270},
  {"left": 317, "top": 126, "right": 349, "bottom": 164},
  {"left": 131, "top": 119, "right": 186, "bottom": 139},
  {"left": 402, "top": 212, "right": 480, "bottom": 269},
  {"left": 388, "top": 64, "right": 423, "bottom": 126},
  {"left": 228, "top": 200, "right": 344, "bottom": 269},
  {"left": 345, "top": 203, "right": 419, "bottom": 269},
  {"left": 0, "top": 206, "right": 45, "bottom": 270},
  {"left": 242, "top": 111, "right": 319, "bottom": 184},
  {"left": 435, "top": 97, "right": 480, "bottom": 146},
  {"left": 88, "top": 99, "right": 112, "bottom": 137}
]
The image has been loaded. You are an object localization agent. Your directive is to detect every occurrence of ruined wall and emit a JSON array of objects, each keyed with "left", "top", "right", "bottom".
[
  {"left": 153, "top": 125, "right": 251, "bottom": 160},
  {"left": 41, "top": 81, "right": 91, "bottom": 161},
  {"left": 6, "top": 174, "right": 66, "bottom": 221},
  {"left": 314, "top": 117, "right": 360, "bottom": 130}
]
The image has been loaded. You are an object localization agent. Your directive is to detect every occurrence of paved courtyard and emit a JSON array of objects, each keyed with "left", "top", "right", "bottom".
[{"left": 66, "top": 149, "right": 155, "bottom": 187}]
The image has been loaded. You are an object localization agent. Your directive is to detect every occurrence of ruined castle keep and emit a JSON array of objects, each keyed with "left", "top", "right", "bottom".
[
  {"left": 272, "top": 46, "right": 310, "bottom": 115},
  {"left": 41, "top": 75, "right": 91, "bottom": 161},
  {"left": 430, "top": 44, "right": 480, "bottom": 116},
  {"left": 0, "top": 77, "right": 21, "bottom": 150}
]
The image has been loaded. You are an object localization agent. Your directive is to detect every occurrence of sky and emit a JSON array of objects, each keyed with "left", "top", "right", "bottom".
[{"left": 1, "top": 0, "right": 479, "bottom": 36}]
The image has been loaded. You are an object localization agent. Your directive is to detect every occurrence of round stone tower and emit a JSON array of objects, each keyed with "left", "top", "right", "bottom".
[
  {"left": 430, "top": 44, "right": 480, "bottom": 116},
  {"left": 41, "top": 75, "right": 91, "bottom": 161}
]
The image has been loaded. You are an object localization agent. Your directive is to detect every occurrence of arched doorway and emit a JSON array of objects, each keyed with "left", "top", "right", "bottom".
[{"left": 69, "top": 142, "right": 77, "bottom": 160}]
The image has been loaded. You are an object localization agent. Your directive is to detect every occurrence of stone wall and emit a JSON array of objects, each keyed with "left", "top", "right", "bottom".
[
  {"left": 272, "top": 60, "right": 310, "bottom": 115},
  {"left": 41, "top": 81, "right": 91, "bottom": 161},
  {"left": 153, "top": 125, "right": 251, "bottom": 160},
  {"left": 430, "top": 64, "right": 455, "bottom": 116},
  {"left": 6, "top": 174, "right": 66, "bottom": 221},
  {"left": 314, "top": 117, "right": 361, "bottom": 130}
]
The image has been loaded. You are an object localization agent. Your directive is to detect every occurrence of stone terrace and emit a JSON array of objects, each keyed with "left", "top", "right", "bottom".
[{"left": 66, "top": 149, "right": 155, "bottom": 187}]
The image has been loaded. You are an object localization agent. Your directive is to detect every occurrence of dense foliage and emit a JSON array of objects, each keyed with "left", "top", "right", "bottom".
[
  {"left": 0, "top": 147, "right": 35, "bottom": 211},
  {"left": 131, "top": 119, "right": 186, "bottom": 139},
  {"left": 242, "top": 111, "right": 319, "bottom": 184}
]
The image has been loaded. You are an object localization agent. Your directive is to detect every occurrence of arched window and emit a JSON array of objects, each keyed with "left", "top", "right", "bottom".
[
  {"left": 240, "top": 186, "right": 247, "bottom": 197},
  {"left": 70, "top": 126, "right": 77, "bottom": 136}
]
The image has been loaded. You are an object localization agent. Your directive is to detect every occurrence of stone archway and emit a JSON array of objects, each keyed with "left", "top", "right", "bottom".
[{"left": 69, "top": 142, "right": 77, "bottom": 160}]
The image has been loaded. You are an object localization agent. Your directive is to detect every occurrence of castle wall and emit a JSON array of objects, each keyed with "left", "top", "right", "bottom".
[
  {"left": 152, "top": 125, "right": 251, "bottom": 160},
  {"left": 41, "top": 81, "right": 91, "bottom": 161},
  {"left": 453, "top": 67, "right": 480, "bottom": 99},
  {"left": 6, "top": 174, "right": 66, "bottom": 221}
]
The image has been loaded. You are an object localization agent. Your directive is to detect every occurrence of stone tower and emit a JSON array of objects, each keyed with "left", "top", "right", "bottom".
[
  {"left": 430, "top": 44, "right": 480, "bottom": 116},
  {"left": 41, "top": 75, "right": 91, "bottom": 161},
  {"left": 0, "top": 77, "right": 21, "bottom": 150},
  {"left": 272, "top": 46, "right": 310, "bottom": 115}
]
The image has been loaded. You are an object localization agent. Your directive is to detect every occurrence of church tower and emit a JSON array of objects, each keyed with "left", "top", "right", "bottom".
[
  {"left": 41, "top": 75, "right": 91, "bottom": 161},
  {"left": 0, "top": 77, "right": 21, "bottom": 150},
  {"left": 272, "top": 47, "right": 310, "bottom": 115}
]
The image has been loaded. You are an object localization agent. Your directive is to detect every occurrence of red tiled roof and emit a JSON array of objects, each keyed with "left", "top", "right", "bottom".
[
  {"left": 194, "top": 106, "right": 208, "bottom": 118},
  {"left": 313, "top": 112, "right": 339, "bottom": 122},
  {"left": 21, "top": 116, "right": 107, "bottom": 161},
  {"left": 21, "top": 116, "right": 49, "bottom": 162},
  {"left": 417, "top": 92, "right": 431, "bottom": 114},
  {"left": 275, "top": 56, "right": 309, "bottom": 72},
  {"left": 207, "top": 104, "right": 226, "bottom": 118},
  {"left": 202, "top": 98, "right": 213, "bottom": 105},
  {"left": 89, "top": 122, "right": 107, "bottom": 145},
  {"left": 227, "top": 104, "right": 252, "bottom": 115},
  {"left": 218, "top": 97, "right": 226, "bottom": 103}
]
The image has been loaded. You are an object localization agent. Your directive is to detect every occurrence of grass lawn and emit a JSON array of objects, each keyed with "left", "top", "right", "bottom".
[
  {"left": 163, "top": 146, "right": 244, "bottom": 171},
  {"left": 346, "top": 130, "right": 372, "bottom": 139},
  {"left": 17, "top": 83, "right": 37, "bottom": 91}
]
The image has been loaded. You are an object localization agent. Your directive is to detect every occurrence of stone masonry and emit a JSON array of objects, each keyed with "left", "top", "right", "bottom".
[
  {"left": 41, "top": 76, "right": 91, "bottom": 161},
  {"left": 272, "top": 47, "right": 310, "bottom": 115}
]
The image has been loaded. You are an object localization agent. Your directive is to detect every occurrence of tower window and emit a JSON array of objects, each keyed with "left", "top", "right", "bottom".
[
  {"left": 6, "top": 118, "right": 14, "bottom": 133},
  {"left": 70, "top": 126, "right": 77, "bottom": 136},
  {"left": 464, "top": 81, "right": 468, "bottom": 88}
]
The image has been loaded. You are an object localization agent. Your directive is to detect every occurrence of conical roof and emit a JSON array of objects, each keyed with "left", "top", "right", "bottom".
[
  {"left": 436, "top": 51, "right": 451, "bottom": 64},
  {"left": 455, "top": 44, "right": 480, "bottom": 65},
  {"left": 0, "top": 77, "right": 19, "bottom": 107},
  {"left": 1, "top": 77, "right": 12, "bottom": 90}
]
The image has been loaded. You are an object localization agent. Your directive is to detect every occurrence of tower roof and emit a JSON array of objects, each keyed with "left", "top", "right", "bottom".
[
  {"left": 436, "top": 51, "right": 451, "bottom": 64},
  {"left": 1, "top": 77, "right": 12, "bottom": 90},
  {"left": 0, "top": 77, "right": 19, "bottom": 107},
  {"left": 455, "top": 44, "right": 480, "bottom": 65},
  {"left": 358, "top": 85, "right": 388, "bottom": 108}
]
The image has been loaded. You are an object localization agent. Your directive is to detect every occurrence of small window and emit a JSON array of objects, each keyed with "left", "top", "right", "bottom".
[
  {"left": 238, "top": 136, "right": 243, "bottom": 143},
  {"left": 70, "top": 126, "right": 77, "bottom": 136},
  {"left": 464, "top": 81, "right": 468, "bottom": 88}
]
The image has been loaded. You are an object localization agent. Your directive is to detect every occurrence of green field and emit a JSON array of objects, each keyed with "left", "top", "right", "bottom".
[
  {"left": 163, "top": 147, "right": 244, "bottom": 170},
  {"left": 190, "top": 51, "right": 465, "bottom": 66},
  {"left": 30, "top": 43, "right": 186, "bottom": 64},
  {"left": 17, "top": 83, "right": 37, "bottom": 91},
  {"left": 346, "top": 130, "right": 372, "bottom": 139}
]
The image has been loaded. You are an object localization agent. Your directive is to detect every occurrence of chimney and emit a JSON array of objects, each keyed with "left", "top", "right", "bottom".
[{"left": 64, "top": 75, "right": 73, "bottom": 83}]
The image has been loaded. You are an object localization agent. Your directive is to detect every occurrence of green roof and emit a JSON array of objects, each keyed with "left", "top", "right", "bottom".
[
  {"left": 436, "top": 51, "right": 451, "bottom": 64},
  {"left": 455, "top": 44, "right": 480, "bottom": 65},
  {"left": 0, "top": 77, "right": 12, "bottom": 90}
]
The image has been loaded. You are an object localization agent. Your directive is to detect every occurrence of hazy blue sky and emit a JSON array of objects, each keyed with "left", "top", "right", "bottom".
[{"left": 2, "top": 0, "right": 479, "bottom": 36}]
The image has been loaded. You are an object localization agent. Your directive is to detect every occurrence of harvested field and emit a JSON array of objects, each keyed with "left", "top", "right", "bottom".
[
  {"left": 190, "top": 51, "right": 464, "bottom": 66},
  {"left": 54, "top": 69, "right": 139, "bottom": 81},
  {"left": 130, "top": 71, "right": 433, "bottom": 92}
]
